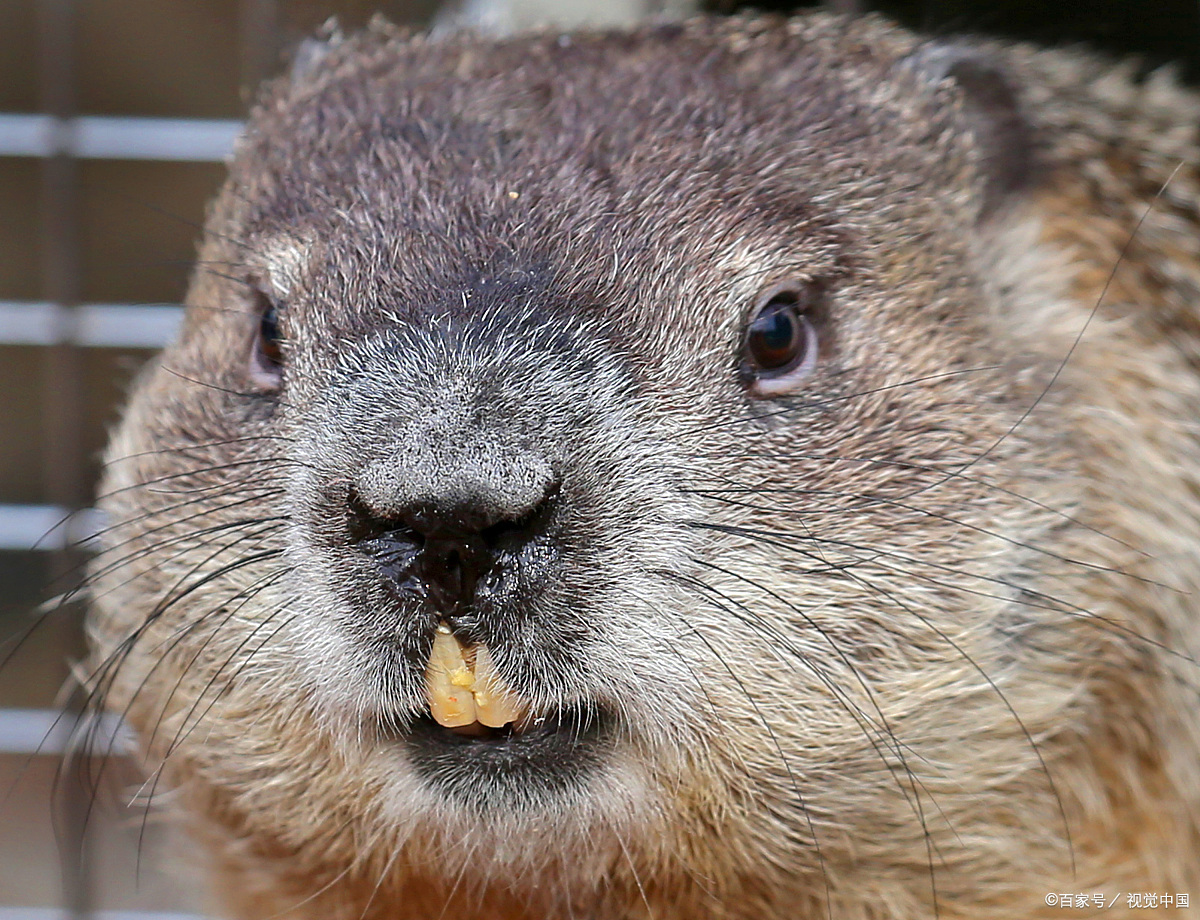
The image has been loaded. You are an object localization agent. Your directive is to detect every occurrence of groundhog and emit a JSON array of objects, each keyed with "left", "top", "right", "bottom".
[{"left": 84, "top": 12, "right": 1200, "bottom": 919}]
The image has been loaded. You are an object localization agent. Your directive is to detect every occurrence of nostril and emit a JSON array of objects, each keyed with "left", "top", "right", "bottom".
[
  {"left": 346, "top": 486, "right": 423, "bottom": 545},
  {"left": 345, "top": 487, "right": 428, "bottom": 587},
  {"left": 344, "top": 469, "right": 560, "bottom": 617},
  {"left": 361, "top": 532, "right": 423, "bottom": 589},
  {"left": 480, "top": 481, "right": 559, "bottom": 552},
  {"left": 482, "top": 518, "right": 525, "bottom": 552}
]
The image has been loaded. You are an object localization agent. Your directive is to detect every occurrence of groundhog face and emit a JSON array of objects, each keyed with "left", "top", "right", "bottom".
[{"left": 89, "top": 14, "right": 1194, "bottom": 918}]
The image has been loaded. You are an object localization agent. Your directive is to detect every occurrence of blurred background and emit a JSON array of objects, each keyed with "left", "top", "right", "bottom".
[{"left": 0, "top": 1, "right": 1197, "bottom": 917}]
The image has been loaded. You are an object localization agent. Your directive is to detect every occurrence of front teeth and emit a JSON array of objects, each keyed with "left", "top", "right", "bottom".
[{"left": 425, "top": 624, "right": 532, "bottom": 730}]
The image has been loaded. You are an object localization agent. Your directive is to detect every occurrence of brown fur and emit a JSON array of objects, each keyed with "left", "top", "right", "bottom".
[{"left": 86, "top": 13, "right": 1200, "bottom": 919}]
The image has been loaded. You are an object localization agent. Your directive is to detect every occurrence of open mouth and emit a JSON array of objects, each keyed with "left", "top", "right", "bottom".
[
  {"left": 403, "top": 625, "right": 608, "bottom": 799},
  {"left": 404, "top": 702, "right": 607, "bottom": 803},
  {"left": 408, "top": 703, "right": 601, "bottom": 751}
]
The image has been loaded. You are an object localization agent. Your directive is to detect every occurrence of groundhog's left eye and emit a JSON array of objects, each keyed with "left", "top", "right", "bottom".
[
  {"left": 743, "top": 283, "right": 820, "bottom": 395},
  {"left": 248, "top": 284, "right": 285, "bottom": 391}
]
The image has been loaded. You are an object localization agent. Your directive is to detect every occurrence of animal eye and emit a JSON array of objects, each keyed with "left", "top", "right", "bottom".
[
  {"left": 249, "top": 286, "right": 284, "bottom": 389},
  {"left": 743, "top": 283, "right": 820, "bottom": 395}
]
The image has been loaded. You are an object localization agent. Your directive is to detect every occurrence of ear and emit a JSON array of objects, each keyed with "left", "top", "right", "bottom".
[
  {"left": 907, "top": 43, "right": 1038, "bottom": 220},
  {"left": 289, "top": 17, "right": 344, "bottom": 86}
]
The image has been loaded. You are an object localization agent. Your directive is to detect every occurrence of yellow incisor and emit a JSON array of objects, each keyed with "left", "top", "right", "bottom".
[{"left": 425, "top": 624, "right": 531, "bottom": 729}]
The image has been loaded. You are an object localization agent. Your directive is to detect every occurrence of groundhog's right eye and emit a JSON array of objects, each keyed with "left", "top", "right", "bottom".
[
  {"left": 743, "top": 282, "right": 820, "bottom": 396},
  {"left": 249, "top": 286, "right": 284, "bottom": 390}
]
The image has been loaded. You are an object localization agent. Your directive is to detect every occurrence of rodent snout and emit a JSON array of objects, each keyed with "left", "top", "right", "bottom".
[
  {"left": 288, "top": 315, "right": 660, "bottom": 749},
  {"left": 347, "top": 465, "right": 560, "bottom": 633}
]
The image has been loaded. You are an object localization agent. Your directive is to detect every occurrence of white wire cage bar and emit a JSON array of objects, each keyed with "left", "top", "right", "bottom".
[
  {"left": 0, "top": 302, "right": 183, "bottom": 348},
  {"left": 0, "top": 505, "right": 104, "bottom": 551},
  {"left": 0, "top": 708, "right": 131, "bottom": 756},
  {"left": 0, "top": 114, "right": 242, "bottom": 162},
  {"left": 0, "top": 909, "right": 207, "bottom": 920},
  {"left": 1, "top": 112, "right": 216, "bottom": 552}
]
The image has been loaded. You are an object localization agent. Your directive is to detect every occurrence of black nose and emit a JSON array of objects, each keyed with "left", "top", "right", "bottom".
[{"left": 349, "top": 474, "right": 558, "bottom": 630}]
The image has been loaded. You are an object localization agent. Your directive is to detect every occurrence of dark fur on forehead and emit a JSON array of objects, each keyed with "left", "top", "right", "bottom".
[{"left": 225, "top": 14, "right": 1002, "bottom": 264}]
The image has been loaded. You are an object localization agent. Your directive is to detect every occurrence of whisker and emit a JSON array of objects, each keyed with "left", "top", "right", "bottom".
[{"left": 652, "top": 569, "right": 833, "bottom": 918}]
